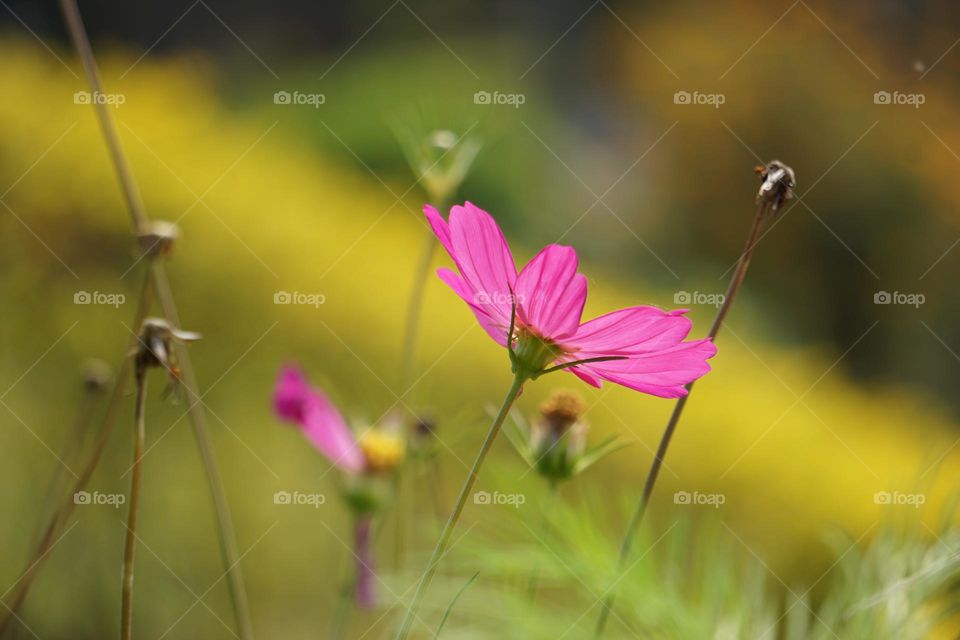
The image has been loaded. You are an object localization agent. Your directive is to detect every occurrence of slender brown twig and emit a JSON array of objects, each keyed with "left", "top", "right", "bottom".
[
  {"left": 121, "top": 369, "right": 148, "bottom": 640},
  {"left": 56, "top": 2, "right": 254, "bottom": 637},
  {"left": 594, "top": 162, "right": 794, "bottom": 637}
]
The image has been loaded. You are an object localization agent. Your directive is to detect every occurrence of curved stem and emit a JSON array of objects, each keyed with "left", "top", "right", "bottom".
[
  {"left": 121, "top": 372, "right": 148, "bottom": 640},
  {"left": 0, "top": 272, "right": 153, "bottom": 637},
  {"left": 593, "top": 199, "right": 771, "bottom": 638},
  {"left": 394, "top": 373, "right": 526, "bottom": 640}
]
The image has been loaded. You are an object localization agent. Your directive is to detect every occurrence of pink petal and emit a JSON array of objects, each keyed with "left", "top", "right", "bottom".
[
  {"left": 424, "top": 204, "right": 455, "bottom": 259},
  {"left": 300, "top": 393, "right": 364, "bottom": 473},
  {"left": 273, "top": 365, "right": 313, "bottom": 422},
  {"left": 568, "top": 339, "right": 717, "bottom": 398},
  {"left": 567, "top": 306, "right": 693, "bottom": 355},
  {"left": 515, "top": 244, "right": 586, "bottom": 340},
  {"left": 446, "top": 202, "right": 518, "bottom": 325},
  {"left": 437, "top": 268, "right": 510, "bottom": 346},
  {"left": 273, "top": 366, "right": 363, "bottom": 472}
]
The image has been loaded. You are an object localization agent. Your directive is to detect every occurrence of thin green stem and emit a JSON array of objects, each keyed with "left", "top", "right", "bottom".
[
  {"left": 527, "top": 481, "right": 558, "bottom": 602},
  {"left": 329, "top": 557, "right": 355, "bottom": 640},
  {"left": 593, "top": 199, "right": 771, "bottom": 638},
  {"left": 394, "top": 373, "right": 527, "bottom": 640},
  {"left": 58, "top": 2, "right": 253, "bottom": 636},
  {"left": 399, "top": 232, "right": 439, "bottom": 388},
  {"left": 0, "top": 272, "right": 153, "bottom": 637},
  {"left": 121, "top": 371, "right": 147, "bottom": 640}
]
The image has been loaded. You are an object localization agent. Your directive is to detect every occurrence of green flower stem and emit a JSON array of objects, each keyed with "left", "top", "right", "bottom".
[
  {"left": 394, "top": 373, "right": 527, "bottom": 640},
  {"left": 593, "top": 198, "right": 772, "bottom": 638},
  {"left": 399, "top": 232, "right": 439, "bottom": 388},
  {"left": 121, "top": 371, "right": 147, "bottom": 640},
  {"left": 526, "top": 481, "right": 558, "bottom": 602}
]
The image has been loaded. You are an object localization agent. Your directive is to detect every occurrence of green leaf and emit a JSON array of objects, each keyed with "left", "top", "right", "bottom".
[{"left": 433, "top": 572, "right": 479, "bottom": 639}]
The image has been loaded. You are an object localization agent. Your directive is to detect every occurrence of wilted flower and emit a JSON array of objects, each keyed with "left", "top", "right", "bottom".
[
  {"left": 507, "top": 389, "right": 627, "bottom": 484},
  {"left": 425, "top": 202, "right": 717, "bottom": 397}
]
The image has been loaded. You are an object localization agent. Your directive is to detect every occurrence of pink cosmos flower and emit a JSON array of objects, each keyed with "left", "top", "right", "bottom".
[
  {"left": 425, "top": 202, "right": 717, "bottom": 398},
  {"left": 273, "top": 366, "right": 365, "bottom": 472}
]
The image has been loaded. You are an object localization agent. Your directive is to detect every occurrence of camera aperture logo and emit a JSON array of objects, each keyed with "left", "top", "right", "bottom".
[
  {"left": 673, "top": 490, "right": 725, "bottom": 508},
  {"left": 274, "top": 291, "right": 326, "bottom": 308},
  {"left": 473, "top": 490, "right": 525, "bottom": 508},
  {"left": 874, "top": 491, "right": 925, "bottom": 509},
  {"left": 673, "top": 90, "right": 725, "bottom": 109},
  {"left": 74, "top": 490, "right": 126, "bottom": 508},
  {"left": 74, "top": 91, "right": 125, "bottom": 108},
  {"left": 273, "top": 90, "right": 325, "bottom": 108},
  {"left": 674, "top": 290, "right": 725, "bottom": 308},
  {"left": 273, "top": 490, "right": 326, "bottom": 508},
  {"left": 473, "top": 90, "right": 525, "bottom": 108},
  {"left": 74, "top": 290, "right": 126, "bottom": 308},
  {"left": 874, "top": 290, "right": 924, "bottom": 308},
  {"left": 873, "top": 90, "right": 925, "bottom": 108}
]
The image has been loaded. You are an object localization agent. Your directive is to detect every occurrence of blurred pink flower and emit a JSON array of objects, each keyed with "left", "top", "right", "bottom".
[
  {"left": 273, "top": 366, "right": 364, "bottom": 472},
  {"left": 425, "top": 202, "right": 717, "bottom": 398}
]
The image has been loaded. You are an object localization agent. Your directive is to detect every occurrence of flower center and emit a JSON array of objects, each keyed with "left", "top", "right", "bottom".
[{"left": 358, "top": 430, "right": 406, "bottom": 473}]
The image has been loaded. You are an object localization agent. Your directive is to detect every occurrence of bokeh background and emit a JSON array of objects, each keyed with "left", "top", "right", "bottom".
[{"left": 2, "top": 0, "right": 960, "bottom": 637}]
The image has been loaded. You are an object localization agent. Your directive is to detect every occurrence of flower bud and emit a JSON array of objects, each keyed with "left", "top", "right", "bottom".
[{"left": 531, "top": 390, "right": 588, "bottom": 482}]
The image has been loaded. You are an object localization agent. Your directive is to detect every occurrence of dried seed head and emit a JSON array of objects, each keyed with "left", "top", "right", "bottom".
[
  {"left": 133, "top": 317, "right": 201, "bottom": 390},
  {"left": 137, "top": 221, "right": 180, "bottom": 259},
  {"left": 755, "top": 160, "right": 796, "bottom": 213},
  {"left": 81, "top": 358, "right": 112, "bottom": 393}
]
